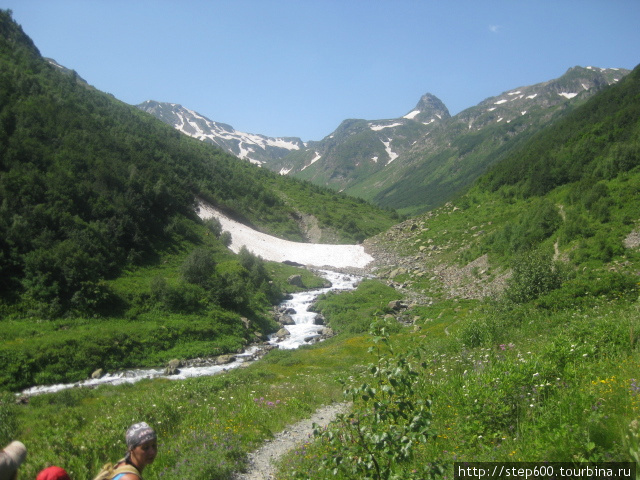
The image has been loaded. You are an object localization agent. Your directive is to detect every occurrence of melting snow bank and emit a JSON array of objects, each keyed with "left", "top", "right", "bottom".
[
  {"left": 20, "top": 269, "right": 364, "bottom": 397},
  {"left": 197, "top": 203, "right": 373, "bottom": 269}
]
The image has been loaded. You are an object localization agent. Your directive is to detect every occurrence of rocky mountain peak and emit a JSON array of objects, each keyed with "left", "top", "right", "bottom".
[{"left": 402, "top": 93, "right": 450, "bottom": 125}]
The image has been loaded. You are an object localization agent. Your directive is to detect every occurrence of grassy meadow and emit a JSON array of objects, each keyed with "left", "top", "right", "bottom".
[{"left": 4, "top": 263, "right": 639, "bottom": 479}]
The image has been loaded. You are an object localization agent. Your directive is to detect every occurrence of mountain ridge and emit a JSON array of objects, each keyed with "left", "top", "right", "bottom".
[
  {"left": 137, "top": 100, "right": 306, "bottom": 166},
  {"left": 140, "top": 66, "right": 629, "bottom": 214}
]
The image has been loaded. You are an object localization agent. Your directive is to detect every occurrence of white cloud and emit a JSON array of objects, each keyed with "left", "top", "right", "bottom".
[{"left": 489, "top": 25, "right": 501, "bottom": 33}]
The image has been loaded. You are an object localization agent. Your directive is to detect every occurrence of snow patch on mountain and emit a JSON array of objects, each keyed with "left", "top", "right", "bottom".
[
  {"left": 382, "top": 139, "right": 399, "bottom": 164},
  {"left": 197, "top": 203, "right": 373, "bottom": 269},
  {"left": 301, "top": 151, "right": 322, "bottom": 171},
  {"left": 137, "top": 101, "right": 303, "bottom": 166},
  {"left": 558, "top": 92, "right": 578, "bottom": 99},
  {"left": 370, "top": 122, "right": 403, "bottom": 131},
  {"left": 403, "top": 109, "right": 421, "bottom": 120}
]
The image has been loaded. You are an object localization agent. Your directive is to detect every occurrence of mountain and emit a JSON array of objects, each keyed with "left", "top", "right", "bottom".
[
  {"left": 0, "top": 10, "right": 398, "bottom": 318},
  {"left": 137, "top": 100, "right": 306, "bottom": 166},
  {"left": 143, "top": 67, "right": 629, "bottom": 215},
  {"left": 270, "top": 93, "right": 451, "bottom": 187},
  {"left": 358, "top": 65, "right": 630, "bottom": 213},
  {"left": 280, "top": 66, "right": 629, "bottom": 214}
]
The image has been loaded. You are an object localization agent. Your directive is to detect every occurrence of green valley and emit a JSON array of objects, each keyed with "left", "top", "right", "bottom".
[
  {"left": 2, "top": 8, "right": 640, "bottom": 480},
  {"left": 0, "top": 10, "right": 397, "bottom": 391}
]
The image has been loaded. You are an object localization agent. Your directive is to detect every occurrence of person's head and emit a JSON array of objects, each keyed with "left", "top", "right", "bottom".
[
  {"left": 35, "top": 466, "right": 71, "bottom": 480},
  {"left": 0, "top": 441, "right": 26, "bottom": 480},
  {"left": 125, "top": 422, "right": 157, "bottom": 470}
]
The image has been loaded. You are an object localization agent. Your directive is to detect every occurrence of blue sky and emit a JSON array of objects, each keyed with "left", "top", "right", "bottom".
[{"left": 6, "top": 1, "right": 640, "bottom": 141}]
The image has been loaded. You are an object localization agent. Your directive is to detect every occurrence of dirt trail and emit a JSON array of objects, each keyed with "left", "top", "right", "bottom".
[{"left": 233, "top": 402, "right": 350, "bottom": 480}]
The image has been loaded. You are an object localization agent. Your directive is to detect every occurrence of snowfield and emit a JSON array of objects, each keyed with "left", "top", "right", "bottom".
[{"left": 197, "top": 203, "right": 374, "bottom": 269}]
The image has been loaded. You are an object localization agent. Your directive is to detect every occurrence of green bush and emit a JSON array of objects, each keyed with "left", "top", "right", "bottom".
[
  {"left": 312, "top": 280, "right": 399, "bottom": 334},
  {"left": 505, "top": 247, "right": 562, "bottom": 303},
  {"left": 181, "top": 248, "right": 216, "bottom": 287},
  {"left": 306, "top": 324, "right": 442, "bottom": 480},
  {"left": 203, "top": 217, "right": 222, "bottom": 237}
]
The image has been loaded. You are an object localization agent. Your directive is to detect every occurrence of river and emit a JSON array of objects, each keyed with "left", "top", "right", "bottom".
[
  {"left": 21, "top": 204, "right": 372, "bottom": 396},
  {"left": 20, "top": 269, "right": 362, "bottom": 396}
]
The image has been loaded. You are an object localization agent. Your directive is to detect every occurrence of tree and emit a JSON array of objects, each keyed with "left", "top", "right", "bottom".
[{"left": 181, "top": 248, "right": 216, "bottom": 287}]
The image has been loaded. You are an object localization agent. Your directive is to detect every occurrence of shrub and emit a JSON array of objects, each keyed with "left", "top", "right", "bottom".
[
  {"left": 181, "top": 248, "right": 216, "bottom": 287},
  {"left": 505, "top": 247, "right": 562, "bottom": 303},
  {"left": 203, "top": 217, "right": 223, "bottom": 237},
  {"left": 307, "top": 322, "right": 442, "bottom": 480},
  {"left": 220, "top": 231, "right": 232, "bottom": 247}
]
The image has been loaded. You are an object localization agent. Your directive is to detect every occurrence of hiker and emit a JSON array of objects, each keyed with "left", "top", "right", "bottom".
[
  {"left": 95, "top": 422, "right": 157, "bottom": 480},
  {"left": 35, "top": 466, "right": 70, "bottom": 480},
  {"left": 0, "top": 441, "right": 26, "bottom": 480}
]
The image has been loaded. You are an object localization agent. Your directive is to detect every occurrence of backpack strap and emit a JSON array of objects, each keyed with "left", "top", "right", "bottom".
[{"left": 111, "top": 464, "right": 142, "bottom": 480}]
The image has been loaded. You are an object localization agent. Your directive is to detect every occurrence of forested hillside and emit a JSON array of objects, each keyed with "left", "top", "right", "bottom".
[
  {"left": 0, "top": 10, "right": 397, "bottom": 319},
  {"left": 480, "top": 66, "right": 640, "bottom": 197}
]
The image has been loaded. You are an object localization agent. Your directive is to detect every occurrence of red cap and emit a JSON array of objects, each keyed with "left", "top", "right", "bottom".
[{"left": 36, "top": 466, "right": 71, "bottom": 480}]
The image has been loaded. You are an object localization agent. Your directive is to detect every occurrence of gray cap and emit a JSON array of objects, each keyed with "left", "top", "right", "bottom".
[
  {"left": 0, "top": 441, "right": 27, "bottom": 480},
  {"left": 126, "top": 422, "right": 157, "bottom": 449}
]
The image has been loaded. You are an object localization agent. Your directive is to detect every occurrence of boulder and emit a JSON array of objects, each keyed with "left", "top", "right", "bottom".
[
  {"left": 287, "top": 275, "right": 304, "bottom": 287},
  {"left": 279, "top": 314, "right": 296, "bottom": 326},
  {"left": 283, "top": 260, "right": 304, "bottom": 267},
  {"left": 387, "top": 300, "right": 409, "bottom": 311},
  {"left": 389, "top": 268, "right": 406, "bottom": 279},
  {"left": 387, "top": 300, "right": 403, "bottom": 310},
  {"left": 321, "top": 327, "right": 334, "bottom": 337},
  {"left": 215, "top": 354, "right": 237, "bottom": 365},
  {"left": 275, "top": 328, "right": 291, "bottom": 339},
  {"left": 164, "top": 358, "right": 182, "bottom": 375},
  {"left": 91, "top": 368, "right": 104, "bottom": 379},
  {"left": 313, "top": 314, "right": 325, "bottom": 325}
]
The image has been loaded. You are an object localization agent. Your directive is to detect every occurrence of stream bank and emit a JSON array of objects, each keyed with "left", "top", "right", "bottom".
[{"left": 20, "top": 269, "right": 363, "bottom": 397}]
